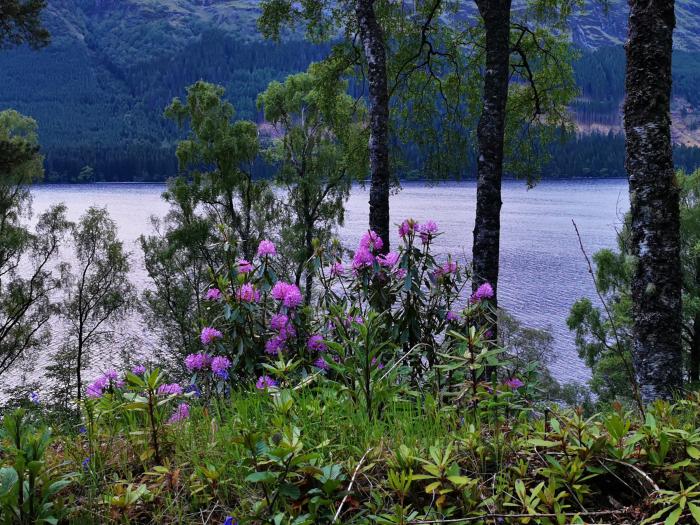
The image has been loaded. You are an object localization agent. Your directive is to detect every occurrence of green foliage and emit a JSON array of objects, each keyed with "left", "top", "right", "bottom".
[
  {"left": 0, "top": 409, "right": 75, "bottom": 524},
  {"left": 568, "top": 169, "right": 700, "bottom": 405},
  {"left": 258, "top": 60, "right": 368, "bottom": 299},
  {"left": 0, "top": 0, "right": 49, "bottom": 49}
]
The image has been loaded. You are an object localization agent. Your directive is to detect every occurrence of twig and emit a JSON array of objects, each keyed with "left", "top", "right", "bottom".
[
  {"left": 609, "top": 458, "right": 660, "bottom": 494},
  {"left": 571, "top": 219, "right": 646, "bottom": 417},
  {"left": 406, "top": 507, "right": 630, "bottom": 523},
  {"left": 332, "top": 447, "right": 373, "bottom": 523}
]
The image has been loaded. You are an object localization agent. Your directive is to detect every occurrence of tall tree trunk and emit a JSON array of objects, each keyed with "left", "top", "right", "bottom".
[
  {"left": 356, "top": 0, "right": 391, "bottom": 252},
  {"left": 624, "top": 0, "right": 681, "bottom": 402},
  {"left": 472, "top": 0, "right": 511, "bottom": 324},
  {"left": 690, "top": 256, "right": 700, "bottom": 383}
]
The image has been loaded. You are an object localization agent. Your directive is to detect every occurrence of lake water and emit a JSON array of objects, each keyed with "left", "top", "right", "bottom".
[{"left": 30, "top": 179, "right": 630, "bottom": 384}]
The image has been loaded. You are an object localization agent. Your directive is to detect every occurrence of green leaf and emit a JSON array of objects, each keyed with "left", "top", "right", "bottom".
[
  {"left": 665, "top": 507, "right": 683, "bottom": 525},
  {"left": 687, "top": 446, "right": 700, "bottom": 460},
  {"left": 687, "top": 502, "right": 700, "bottom": 524},
  {"left": 245, "top": 471, "right": 277, "bottom": 483},
  {"left": 0, "top": 467, "right": 18, "bottom": 497}
]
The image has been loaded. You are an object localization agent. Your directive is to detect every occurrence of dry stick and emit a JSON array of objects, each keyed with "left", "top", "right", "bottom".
[
  {"left": 609, "top": 458, "right": 660, "bottom": 494},
  {"left": 405, "top": 507, "right": 629, "bottom": 524},
  {"left": 332, "top": 447, "right": 373, "bottom": 523},
  {"left": 571, "top": 219, "right": 646, "bottom": 418}
]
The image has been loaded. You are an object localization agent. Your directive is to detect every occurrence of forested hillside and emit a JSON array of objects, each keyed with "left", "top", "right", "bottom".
[{"left": 2, "top": 0, "right": 700, "bottom": 181}]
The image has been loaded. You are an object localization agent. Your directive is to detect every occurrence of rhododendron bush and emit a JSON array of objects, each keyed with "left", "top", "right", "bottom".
[{"left": 184, "top": 219, "right": 501, "bottom": 399}]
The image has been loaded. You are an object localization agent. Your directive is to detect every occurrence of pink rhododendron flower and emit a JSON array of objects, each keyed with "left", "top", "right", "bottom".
[
  {"left": 470, "top": 282, "right": 494, "bottom": 303},
  {"left": 395, "top": 268, "right": 408, "bottom": 279},
  {"left": 271, "top": 282, "right": 302, "bottom": 308},
  {"left": 168, "top": 403, "right": 190, "bottom": 423},
  {"left": 204, "top": 288, "right": 222, "bottom": 301},
  {"left": 257, "top": 240, "right": 276, "bottom": 257},
  {"left": 398, "top": 219, "right": 416, "bottom": 238},
  {"left": 446, "top": 310, "right": 459, "bottom": 322},
  {"left": 158, "top": 383, "right": 183, "bottom": 395},
  {"left": 330, "top": 262, "right": 345, "bottom": 277},
  {"left": 359, "top": 230, "right": 384, "bottom": 252},
  {"left": 200, "top": 327, "right": 223, "bottom": 345},
  {"left": 256, "top": 375, "right": 278, "bottom": 389},
  {"left": 211, "top": 356, "right": 231, "bottom": 379},
  {"left": 237, "top": 259, "right": 253, "bottom": 273},
  {"left": 352, "top": 248, "right": 374, "bottom": 270},
  {"left": 418, "top": 220, "right": 438, "bottom": 243},
  {"left": 265, "top": 337, "right": 285, "bottom": 355},
  {"left": 270, "top": 313, "right": 289, "bottom": 331},
  {"left": 237, "top": 283, "right": 260, "bottom": 303},
  {"left": 377, "top": 251, "right": 399, "bottom": 267},
  {"left": 185, "top": 353, "right": 211, "bottom": 371},
  {"left": 132, "top": 364, "right": 146, "bottom": 375}
]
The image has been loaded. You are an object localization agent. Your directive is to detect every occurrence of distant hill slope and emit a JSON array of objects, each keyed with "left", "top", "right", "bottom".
[{"left": 1, "top": 0, "right": 700, "bottom": 181}]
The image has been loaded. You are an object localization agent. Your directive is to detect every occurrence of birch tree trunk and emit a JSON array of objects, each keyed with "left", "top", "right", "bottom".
[
  {"left": 356, "top": 0, "right": 391, "bottom": 251},
  {"left": 472, "top": 0, "right": 512, "bottom": 315},
  {"left": 624, "top": 0, "right": 682, "bottom": 401}
]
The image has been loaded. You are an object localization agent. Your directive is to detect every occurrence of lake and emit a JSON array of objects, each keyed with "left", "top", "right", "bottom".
[{"left": 30, "top": 179, "right": 630, "bottom": 384}]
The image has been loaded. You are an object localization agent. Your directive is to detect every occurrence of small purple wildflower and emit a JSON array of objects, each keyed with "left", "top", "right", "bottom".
[
  {"left": 307, "top": 334, "right": 327, "bottom": 352},
  {"left": 29, "top": 391, "right": 40, "bottom": 405},
  {"left": 256, "top": 375, "right": 278, "bottom": 389},
  {"left": 504, "top": 377, "right": 525, "bottom": 390},
  {"left": 314, "top": 357, "right": 330, "bottom": 370},
  {"left": 200, "top": 327, "right": 223, "bottom": 345},
  {"left": 223, "top": 517, "right": 237, "bottom": 525},
  {"left": 82, "top": 457, "right": 90, "bottom": 472},
  {"left": 257, "top": 239, "right": 276, "bottom": 257},
  {"left": 371, "top": 357, "right": 385, "bottom": 370}
]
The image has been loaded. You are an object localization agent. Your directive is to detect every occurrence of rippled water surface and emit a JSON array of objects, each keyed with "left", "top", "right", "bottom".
[{"left": 30, "top": 179, "right": 630, "bottom": 383}]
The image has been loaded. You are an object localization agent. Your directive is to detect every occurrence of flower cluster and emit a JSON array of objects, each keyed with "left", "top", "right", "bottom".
[
  {"left": 257, "top": 239, "right": 276, "bottom": 257},
  {"left": 184, "top": 352, "right": 231, "bottom": 380},
  {"left": 266, "top": 314, "right": 297, "bottom": 355},
  {"left": 168, "top": 402, "right": 190, "bottom": 423},
  {"left": 470, "top": 282, "right": 494, "bottom": 303},
  {"left": 271, "top": 281, "right": 303, "bottom": 308},
  {"left": 204, "top": 288, "right": 222, "bottom": 301},
  {"left": 237, "top": 283, "right": 260, "bottom": 303},
  {"left": 200, "top": 326, "right": 223, "bottom": 345},
  {"left": 255, "top": 375, "right": 278, "bottom": 389},
  {"left": 86, "top": 370, "right": 124, "bottom": 398}
]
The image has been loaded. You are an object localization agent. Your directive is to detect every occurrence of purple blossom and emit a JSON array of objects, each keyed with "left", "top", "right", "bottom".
[
  {"left": 185, "top": 353, "right": 211, "bottom": 371},
  {"left": 314, "top": 357, "right": 330, "bottom": 370},
  {"left": 237, "top": 283, "right": 260, "bottom": 303},
  {"left": 398, "top": 219, "right": 416, "bottom": 238},
  {"left": 85, "top": 370, "right": 124, "bottom": 398},
  {"left": 29, "top": 391, "right": 40, "bottom": 405},
  {"left": 168, "top": 403, "right": 190, "bottom": 423},
  {"left": 82, "top": 457, "right": 90, "bottom": 472},
  {"left": 132, "top": 364, "right": 147, "bottom": 375},
  {"left": 200, "top": 327, "right": 223, "bottom": 345},
  {"left": 352, "top": 247, "right": 374, "bottom": 270},
  {"left": 395, "top": 268, "right": 408, "bottom": 280},
  {"left": 271, "top": 282, "right": 303, "bottom": 308},
  {"left": 359, "top": 230, "right": 384, "bottom": 252},
  {"left": 330, "top": 262, "right": 345, "bottom": 278},
  {"left": 270, "top": 313, "right": 289, "bottom": 331},
  {"left": 371, "top": 357, "right": 385, "bottom": 370},
  {"left": 223, "top": 518, "right": 237, "bottom": 525},
  {"left": 237, "top": 259, "right": 253, "bottom": 273},
  {"left": 158, "top": 383, "right": 183, "bottom": 396},
  {"left": 204, "top": 288, "right": 222, "bottom": 301},
  {"left": 418, "top": 220, "right": 438, "bottom": 244},
  {"left": 265, "top": 336, "right": 285, "bottom": 355},
  {"left": 377, "top": 251, "right": 399, "bottom": 267},
  {"left": 446, "top": 310, "right": 459, "bottom": 322},
  {"left": 257, "top": 239, "right": 276, "bottom": 257},
  {"left": 504, "top": 377, "right": 524, "bottom": 390},
  {"left": 211, "top": 356, "right": 231, "bottom": 379},
  {"left": 256, "top": 375, "right": 278, "bottom": 389},
  {"left": 470, "top": 282, "right": 494, "bottom": 303},
  {"left": 307, "top": 334, "right": 327, "bottom": 352}
]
